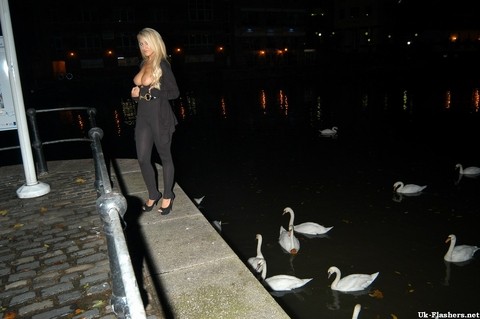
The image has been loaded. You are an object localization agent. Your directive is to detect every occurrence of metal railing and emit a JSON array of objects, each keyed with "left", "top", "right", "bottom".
[
  {"left": 26, "top": 107, "right": 97, "bottom": 175},
  {"left": 1, "top": 106, "right": 146, "bottom": 317},
  {"left": 89, "top": 127, "right": 146, "bottom": 319}
]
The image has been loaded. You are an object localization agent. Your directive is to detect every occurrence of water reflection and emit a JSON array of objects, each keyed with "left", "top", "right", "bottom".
[
  {"left": 391, "top": 191, "right": 424, "bottom": 203},
  {"left": 220, "top": 96, "right": 227, "bottom": 118},
  {"left": 27, "top": 74, "right": 480, "bottom": 152},
  {"left": 326, "top": 289, "right": 341, "bottom": 311},
  {"left": 445, "top": 90, "right": 452, "bottom": 109},
  {"left": 401, "top": 89, "right": 410, "bottom": 113},
  {"left": 121, "top": 99, "right": 136, "bottom": 126},
  {"left": 260, "top": 89, "right": 266, "bottom": 114},
  {"left": 471, "top": 88, "right": 479, "bottom": 112},
  {"left": 270, "top": 285, "right": 311, "bottom": 298},
  {"left": 279, "top": 89, "right": 288, "bottom": 117},
  {"left": 315, "top": 96, "right": 322, "bottom": 122},
  {"left": 113, "top": 109, "right": 122, "bottom": 136}
]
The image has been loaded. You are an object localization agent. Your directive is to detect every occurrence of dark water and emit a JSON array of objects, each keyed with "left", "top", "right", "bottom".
[
  {"left": 169, "top": 69, "right": 480, "bottom": 319},
  {"left": 3, "top": 65, "right": 480, "bottom": 318}
]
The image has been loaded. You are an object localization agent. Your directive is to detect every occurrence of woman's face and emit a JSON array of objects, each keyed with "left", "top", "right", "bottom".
[{"left": 138, "top": 37, "right": 154, "bottom": 58}]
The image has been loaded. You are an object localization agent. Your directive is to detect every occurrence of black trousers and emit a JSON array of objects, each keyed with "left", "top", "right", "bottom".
[{"left": 135, "top": 109, "right": 175, "bottom": 201}]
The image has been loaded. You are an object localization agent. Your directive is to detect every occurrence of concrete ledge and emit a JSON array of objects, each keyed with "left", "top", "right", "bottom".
[{"left": 110, "top": 158, "right": 290, "bottom": 319}]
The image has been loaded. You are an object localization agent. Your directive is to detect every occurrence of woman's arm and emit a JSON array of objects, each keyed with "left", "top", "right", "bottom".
[{"left": 151, "top": 60, "right": 180, "bottom": 100}]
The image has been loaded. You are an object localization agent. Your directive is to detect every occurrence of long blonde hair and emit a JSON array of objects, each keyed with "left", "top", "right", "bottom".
[{"left": 137, "top": 27, "right": 168, "bottom": 89}]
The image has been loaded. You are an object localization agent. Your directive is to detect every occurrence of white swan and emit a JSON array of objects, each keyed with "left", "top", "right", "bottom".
[
  {"left": 327, "top": 266, "right": 379, "bottom": 292},
  {"left": 455, "top": 163, "right": 480, "bottom": 176},
  {"left": 444, "top": 234, "right": 479, "bottom": 263},
  {"left": 393, "top": 181, "right": 427, "bottom": 194},
  {"left": 320, "top": 126, "right": 338, "bottom": 136},
  {"left": 279, "top": 225, "right": 300, "bottom": 255},
  {"left": 259, "top": 259, "right": 313, "bottom": 291},
  {"left": 352, "top": 304, "right": 362, "bottom": 319},
  {"left": 248, "top": 234, "right": 265, "bottom": 273},
  {"left": 283, "top": 207, "right": 333, "bottom": 235}
]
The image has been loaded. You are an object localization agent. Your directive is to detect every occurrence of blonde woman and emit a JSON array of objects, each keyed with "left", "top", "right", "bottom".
[{"left": 131, "top": 28, "right": 179, "bottom": 215}]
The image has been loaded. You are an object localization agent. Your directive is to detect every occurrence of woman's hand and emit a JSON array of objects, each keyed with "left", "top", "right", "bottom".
[{"left": 131, "top": 86, "right": 140, "bottom": 98}]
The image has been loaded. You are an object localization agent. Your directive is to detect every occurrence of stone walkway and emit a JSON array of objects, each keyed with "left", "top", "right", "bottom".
[{"left": 0, "top": 160, "right": 118, "bottom": 319}]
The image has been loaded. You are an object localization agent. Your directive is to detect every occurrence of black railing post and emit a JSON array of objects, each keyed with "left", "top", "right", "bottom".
[
  {"left": 87, "top": 107, "right": 97, "bottom": 128},
  {"left": 90, "top": 127, "right": 106, "bottom": 195},
  {"left": 26, "top": 108, "right": 48, "bottom": 175}
]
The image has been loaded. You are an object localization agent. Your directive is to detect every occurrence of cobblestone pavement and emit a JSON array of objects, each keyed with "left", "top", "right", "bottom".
[{"left": 1, "top": 162, "right": 120, "bottom": 319}]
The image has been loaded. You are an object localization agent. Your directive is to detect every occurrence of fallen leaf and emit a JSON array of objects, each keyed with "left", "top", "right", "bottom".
[
  {"left": 76, "top": 177, "right": 86, "bottom": 184},
  {"left": 13, "top": 223, "right": 24, "bottom": 229},
  {"left": 0, "top": 209, "right": 8, "bottom": 216},
  {"left": 92, "top": 300, "right": 106, "bottom": 308},
  {"left": 75, "top": 308, "right": 85, "bottom": 314},
  {"left": 40, "top": 207, "right": 48, "bottom": 214},
  {"left": 3, "top": 311, "right": 17, "bottom": 319},
  {"left": 391, "top": 314, "right": 398, "bottom": 319},
  {"left": 369, "top": 288, "right": 384, "bottom": 299}
]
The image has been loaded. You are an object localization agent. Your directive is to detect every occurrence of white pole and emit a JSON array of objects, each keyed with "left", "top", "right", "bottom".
[{"left": 0, "top": 0, "right": 49, "bottom": 198}]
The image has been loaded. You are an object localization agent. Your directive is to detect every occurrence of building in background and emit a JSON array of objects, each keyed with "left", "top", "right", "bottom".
[{"left": 7, "top": 0, "right": 480, "bottom": 89}]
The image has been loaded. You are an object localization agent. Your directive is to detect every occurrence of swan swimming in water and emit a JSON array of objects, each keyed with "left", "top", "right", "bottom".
[
  {"left": 320, "top": 126, "right": 338, "bottom": 136},
  {"left": 327, "top": 266, "right": 379, "bottom": 292},
  {"left": 248, "top": 234, "right": 265, "bottom": 274},
  {"left": 393, "top": 181, "right": 427, "bottom": 194},
  {"left": 444, "top": 234, "right": 479, "bottom": 263},
  {"left": 283, "top": 207, "right": 333, "bottom": 235},
  {"left": 455, "top": 163, "right": 480, "bottom": 177},
  {"left": 279, "top": 225, "right": 300, "bottom": 254},
  {"left": 258, "top": 259, "right": 313, "bottom": 291}
]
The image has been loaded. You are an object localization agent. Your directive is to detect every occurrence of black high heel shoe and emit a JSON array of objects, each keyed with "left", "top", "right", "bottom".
[
  {"left": 142, "top": 194, "right": 162, "bottom": 212},
  {"left": 158, "top": 195, "right": 175, "bottom": 215}
]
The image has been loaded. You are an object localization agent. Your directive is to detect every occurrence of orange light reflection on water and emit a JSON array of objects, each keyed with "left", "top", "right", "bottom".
[
  {"left": 279, "top": 90, "right": 288, "bottom": 116},
  {"left": 113, "top": 109, "right": 122, "bottom": 136},
  {"left": 472, "top": 88, "right": 479, "bottom": 112},
  {"left": 444, "top": 90, "right": 451, "bottom": 109},
  {"left": 260, "top": 90, "right": 266, "bottom": 115},
  {"left": 76, "top": 114, "right": 84, "bottom": 133},
  {"left": 220, "top": 96, "right": 227, "bottom": 118}
]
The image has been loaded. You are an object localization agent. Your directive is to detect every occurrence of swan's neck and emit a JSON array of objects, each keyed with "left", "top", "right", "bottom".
[
  {"left": 331, "top": 269, "right": 341, "bottom": 288},
  {"left": 352, "top": 305, "right": 361, "bottom": 319},
  {"left": 288, "top": 210, "right": 295, "bottom": 226},
  {"left": 446, "top": 237, "right": 456, "bottom": 258},
  {"left": 256, "top": 237, "right": 263, "bottom": 257}
]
